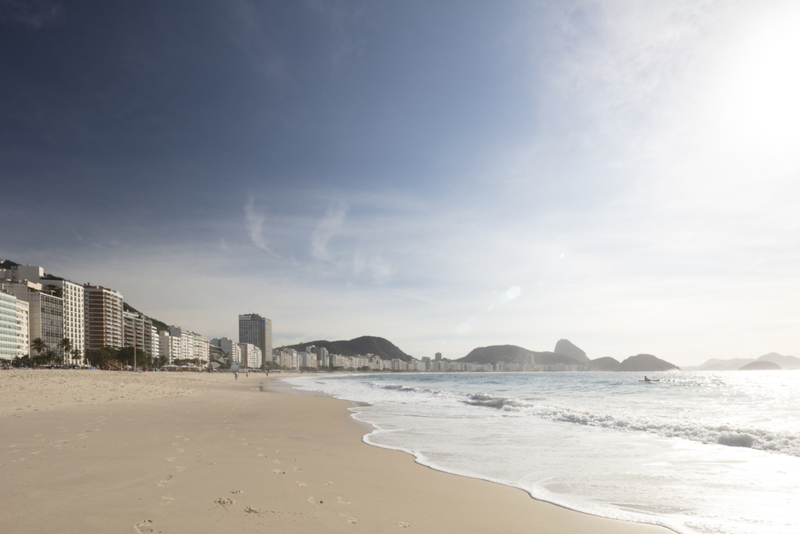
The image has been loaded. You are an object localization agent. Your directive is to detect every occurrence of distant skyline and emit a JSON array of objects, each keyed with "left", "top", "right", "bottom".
[{"left": 2, "top": 1, "right": 798, "bottom": 366}]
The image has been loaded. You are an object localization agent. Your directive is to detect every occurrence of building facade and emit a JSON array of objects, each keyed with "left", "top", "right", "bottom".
[
  {"left": 4, "top": 265, "right": 85, "bottom": 362},
  {"left": 237, "top": 342, "right": 262, "bottom": 369},
  {"left": 0, "top": 291, "right": 29, "bottom": 361},
  {"left": 123, "top": 311, "right": 154, "bottom": 356},
  {"left": 1, "top": 280, "right": 63, "bottom": 358},
  {"left": 83, "top": 285, "right": 124, "bottom": 352},
  {"left": 238, "top": 313, "right": 272, "bottom": 364}
]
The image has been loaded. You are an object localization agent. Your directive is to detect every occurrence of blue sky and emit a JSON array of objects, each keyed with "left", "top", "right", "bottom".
[{"left": 2, "top": 0, "right": 798, "bottom": 366}]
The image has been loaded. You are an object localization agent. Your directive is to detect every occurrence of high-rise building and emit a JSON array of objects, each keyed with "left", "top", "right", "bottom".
[
  {"left": 123, "top": 311, "right": 154, "bottom": 356},
  {"left": 1, "top": 280, "right": 63, "bottom": 359},
  {"left": 238, "top": 313, "right": 272, "bottom": 364},
  {"left": 2, "top": 265, "right": 84, "bottom": 363},
  {"left": 237, "top": 342, "right": 262, "bottom": 369},
  {"left": 83, "top": 285, "right": 124, "bottom": 352},
  {"left": 0, "top": 291, "right": 29, "bottom": 361}
]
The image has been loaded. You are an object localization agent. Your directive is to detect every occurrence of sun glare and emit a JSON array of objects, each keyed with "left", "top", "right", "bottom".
[{"left": 707, "top": 11, "right": 800, "bottom": 160}]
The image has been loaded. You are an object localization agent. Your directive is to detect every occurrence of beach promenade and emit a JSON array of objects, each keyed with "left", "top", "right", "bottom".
[{"left": 0, "top": 370, "right": 673, "bottom": 534}]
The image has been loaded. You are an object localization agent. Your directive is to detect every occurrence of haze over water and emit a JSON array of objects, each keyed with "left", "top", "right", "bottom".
[{"left": 288, "top": 371, "right": 800, "bottom": 534}]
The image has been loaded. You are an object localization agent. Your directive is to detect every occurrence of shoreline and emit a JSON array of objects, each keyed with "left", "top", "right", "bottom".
[{"left": 1, "top": 370, "right": 674, "bottom": 533}]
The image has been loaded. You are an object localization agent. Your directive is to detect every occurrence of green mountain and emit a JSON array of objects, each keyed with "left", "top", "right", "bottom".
[{"left": 278, "top": 336, "right": 412, "bottom": 361}]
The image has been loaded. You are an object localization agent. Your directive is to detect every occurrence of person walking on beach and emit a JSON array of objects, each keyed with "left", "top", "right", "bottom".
[{"left": 234, "top": 370, "right": 238, "bottom": 380}]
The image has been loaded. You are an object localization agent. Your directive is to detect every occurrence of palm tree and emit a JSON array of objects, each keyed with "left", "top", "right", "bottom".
[
  {"left": 41, "top": 349, "right": 59, "bottom": 367},
  {"left": 59, "top": 338, "right": 73, "bottom": 367},
  {"left": 31, "top": 338, "right": 47, "bottom": 359},
  {"left": 72, "top": 348, "right": 83, "bottom": 367}
]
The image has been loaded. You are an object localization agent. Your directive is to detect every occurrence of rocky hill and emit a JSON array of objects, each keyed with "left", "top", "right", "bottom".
[
  {"left": 554, "top": 339, "right": 589, "bottom": 362},
  {"left": 458, "top": 345, "right": 533, "bottom": 365},
  {"left": 618, "top": 354, "right": 680, "bottom": 372},
  {"left": 278, "top": 336, "right": 412, "bottom": 361}
]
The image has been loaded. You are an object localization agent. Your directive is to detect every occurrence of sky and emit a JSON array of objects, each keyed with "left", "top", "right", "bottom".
[{"left": 2, "top": 0, "right": 798, "bottom": 366}]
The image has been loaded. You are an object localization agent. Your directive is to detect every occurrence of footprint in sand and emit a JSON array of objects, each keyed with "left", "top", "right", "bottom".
[
  {"left": 340, "top": 513, "right": 358, "bottom": 524},
  {"left": 231, "top": 489, "right": 243, "bottom": 494},
  {"left": 160, "top": 495, "right": 174, "bottom": 506},
  {"left": 337, "top": 497, "right": 351, "bottom": 504},
  {"left": 134, "top": 519, "right": 155, "bottom": 533},
  {"left": 214, "top": 497, "right": 235, "bottom": 508},
  {"left": 294, "top": 467, "right": 303, "bottom": 472},
  {"left": 296, "top": 481, "right": 307, "bottom": 487},
  {"left": 272, "top": 469, "right": 285, "bottom": 474},
  {"left": 273, "top": 459, "right": 281, "bottom": 464},
  {"left": 157, "top": 475, "right": 173, "bottom": 487},
  {"left": 166, "top": 457, "right": 176, "bottom": 462},
  {"left": 397, "top": 521, "right": 410, "bottom": 528},
  {"left": 177, "top": 449, "right": 185, "bottom": 453},
  {"left": 175, "top": 466, "right": 186, "bottom": 472},
  {"left": 325, "top": 481, "right": 334, "bottom": 485}
]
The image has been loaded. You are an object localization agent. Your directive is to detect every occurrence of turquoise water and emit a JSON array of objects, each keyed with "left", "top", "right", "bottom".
[{"left": 287, "top": 371, "right": 800, "bottom": 534}]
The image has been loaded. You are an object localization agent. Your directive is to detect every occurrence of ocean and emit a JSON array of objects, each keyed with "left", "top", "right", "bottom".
[{"left": 285, "top": 371, "right": 800, "bottom": 534}]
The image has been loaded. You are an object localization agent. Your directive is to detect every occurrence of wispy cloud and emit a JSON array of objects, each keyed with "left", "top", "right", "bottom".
[
  {"left": 311, "top": 204, "right": 347, "bottom": 261},
  {"left": 244, "top": 196, "right": 281, "bottom": 258}
]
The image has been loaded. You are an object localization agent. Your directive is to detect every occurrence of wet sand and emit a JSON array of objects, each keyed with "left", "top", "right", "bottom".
[{"left": 0, "top": 370, "right": 674, "bottom": 533}]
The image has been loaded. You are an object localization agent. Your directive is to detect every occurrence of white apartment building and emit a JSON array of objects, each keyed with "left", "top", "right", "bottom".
[
  {"left": 151, "top": 325, "right": 159, "bottom": 358},
  {"left": 0, "top": 291, "right": 29, "bottom": 360},
  {"left": 190, "top": 331, "right": 209, "bottom": 363},
  {"left": 158, "top": 330, "right": 182, "bottom": 364},
  {"left": 10, "top": 266, "right": 85, "bottom": 362},
  {"left": 1, "top": 280, "right": 63, "bottom": 358},
  {"left": 161, "top": 326, "right": 209, "bottom": 364},
  {"left": 237, "top": 342, "right": 262, "bottom": 369}
]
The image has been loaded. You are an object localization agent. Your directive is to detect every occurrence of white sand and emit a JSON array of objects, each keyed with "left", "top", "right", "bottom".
[{"left": 0, "top": 369, "right": 675, "bottom": 533}]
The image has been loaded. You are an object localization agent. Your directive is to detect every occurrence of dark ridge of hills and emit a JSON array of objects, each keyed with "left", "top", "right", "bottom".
[
  {"left": 0, "top": 259, "right": 20, "bottom": 269},
  {"left": 618, "top": 354, "right": 680, "bottom": 372},
  {"left": 554, "top": 339, "right": 589, "bottom": 363},
  {"left": 458, "top": 345, "right": 533, "bottom": 365},
  {"left": 589, "top": 357, "right": 620, "bottom": 371},
  {"left": 278, "top": 336, "right": 412, "bottom": 361},
  {"left": 739, "top": 361, "right": 781, "bottom": 371}
]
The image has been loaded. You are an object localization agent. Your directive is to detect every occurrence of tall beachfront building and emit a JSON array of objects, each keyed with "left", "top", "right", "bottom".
[
  {"left": 1, "top": 280, "right": 63, "bottom": 359},
  {"left": 123, "top": 311, "right": 154, "bottom": 356},
  {"left": 83, "top": 285, "right": 124, "bottom": 352},
  {"left": 1, "top": 265, "right": 85, "bottom": 363},
  {"left": 238, "top": 313, "right": 272, "bottom": 363},
  {"left": 0, "top": 291, "right": 29, "bottom": 361}
]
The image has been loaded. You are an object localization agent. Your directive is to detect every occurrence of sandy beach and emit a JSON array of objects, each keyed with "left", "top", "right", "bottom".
[{"left": 0, "top": 370, "right": 674, "bottom": 534}]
